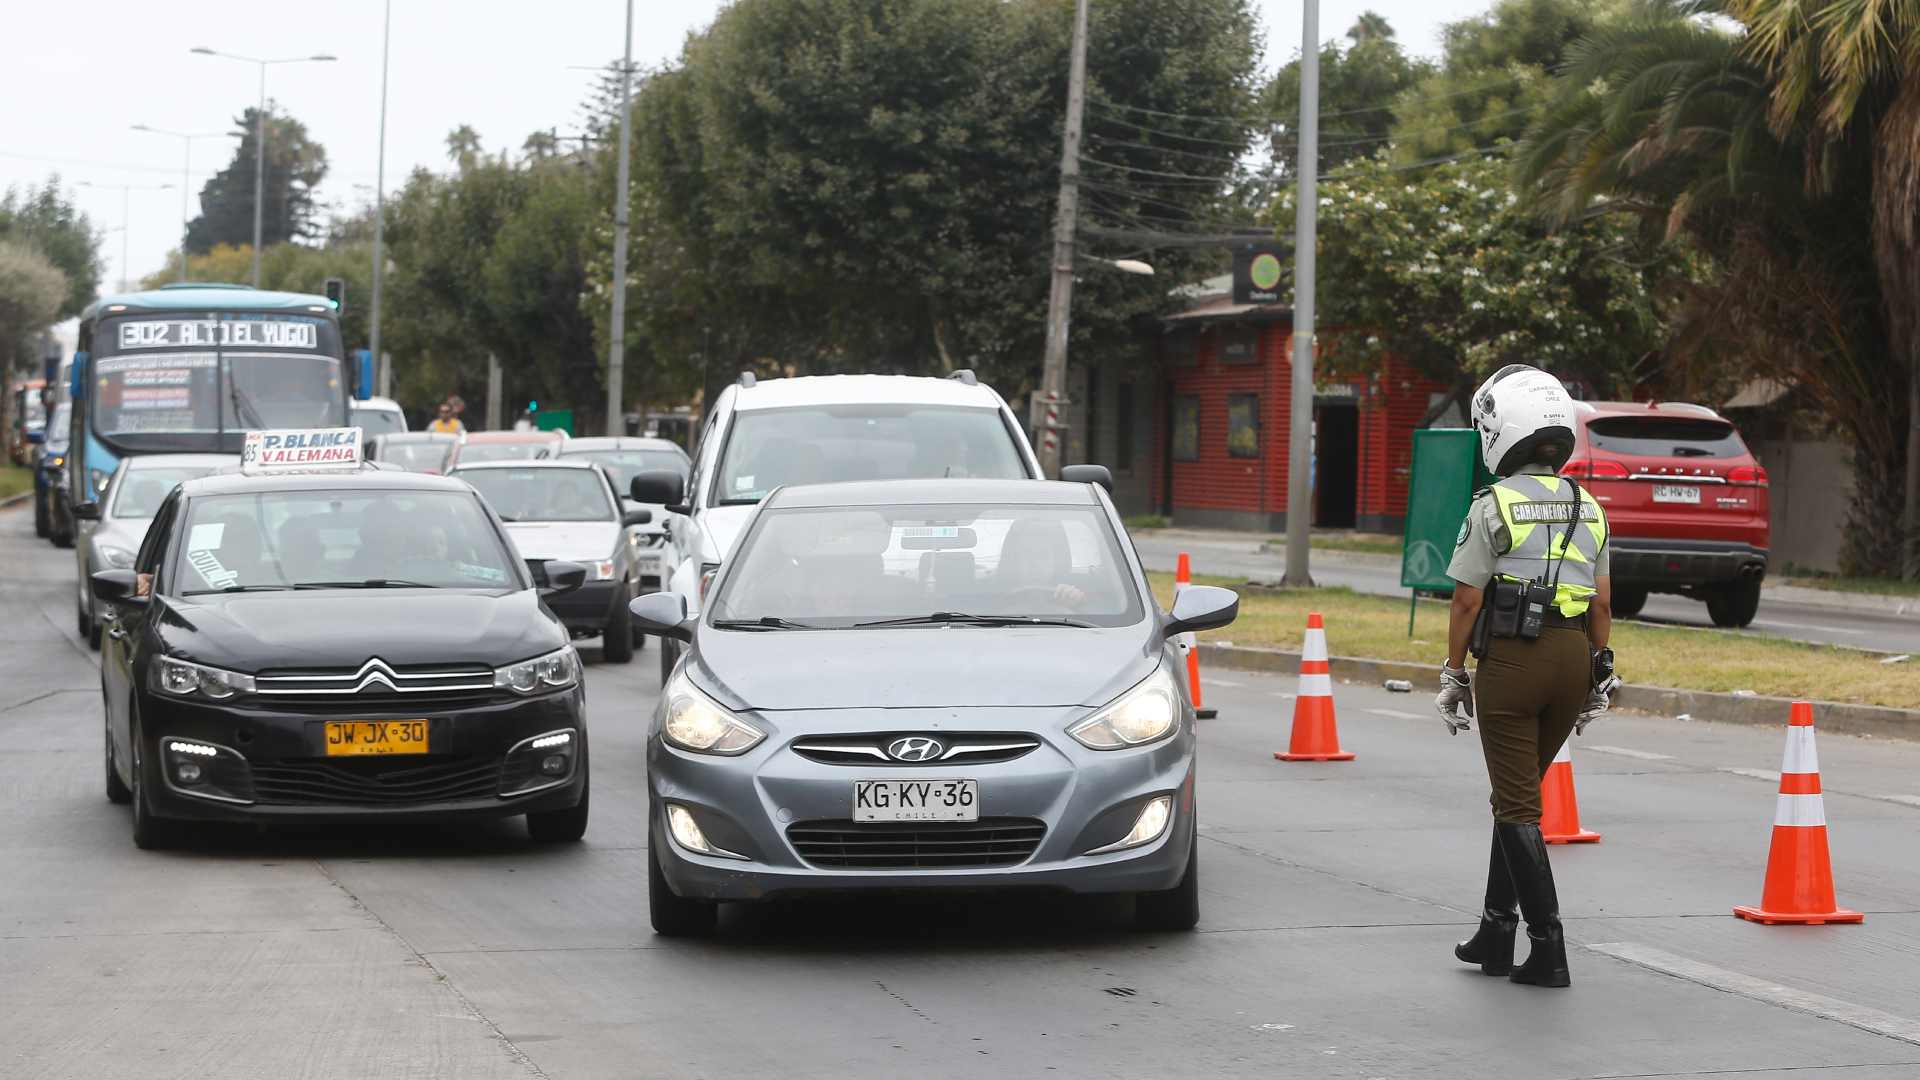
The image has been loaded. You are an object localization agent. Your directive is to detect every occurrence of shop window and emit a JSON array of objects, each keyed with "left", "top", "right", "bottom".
[
  {"left": 1227, "top": 393, "right": 1260, "bottom": 458},
  {"left": 1172, "top": 396, "right": 1200, "bottom": 461},
  {"left": 1219, "top": 326, "right": 1259, "bottom": 364}
]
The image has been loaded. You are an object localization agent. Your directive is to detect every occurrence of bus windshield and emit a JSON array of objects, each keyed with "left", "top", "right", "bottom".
[{"left": 90, "top": 314, "right": 345, "bottom": 450}]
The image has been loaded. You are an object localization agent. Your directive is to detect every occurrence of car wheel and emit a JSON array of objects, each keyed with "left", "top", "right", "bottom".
[
  {"left": 76, "top": 596, "right": 91, "bottom": 640},
  {"left": 648, "top": 841, "right": 717, "bottom": 936},
  {"left": 1706, "top": 576, "right": 1762, "bottom": 628},
  {"left": 1135, "top": 833, "right": 1199, "bottom": 931},
  {"left": 526, "top": 779, "right": 590, "bottom": 843},
  {"left": 34, "top": 491, "right": 50, "bottom": 538},
  {"left": 128, "top": 709, "right": 179, "bottom": 851},
  {"left": 104, "top": 710, "right": 132, "bottom": 805},
  {"left": 50, "top": 521, "right": 74, "bottom": 549},
  {"left": 1610, "top": 585, "right": 1648, "bottom": 619},
  {"left": 88, "top": 616, "right": 102, "bottom": 652},
  {"left": 603, "top": 581, "right": 635, "bottom": 664}
]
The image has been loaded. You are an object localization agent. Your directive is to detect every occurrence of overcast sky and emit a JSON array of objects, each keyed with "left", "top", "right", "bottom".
[{"left": 0, "top": 0, "right": 1484, "bottom": 293}]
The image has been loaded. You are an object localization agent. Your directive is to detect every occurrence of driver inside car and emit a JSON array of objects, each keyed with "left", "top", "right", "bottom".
[{"left": 995, "top": 518, "right": 1088, "bottom": 611}]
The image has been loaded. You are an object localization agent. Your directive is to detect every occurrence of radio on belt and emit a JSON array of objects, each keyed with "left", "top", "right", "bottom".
[{"left": 240, "top": 427, "right": 364, "bottom": 475}]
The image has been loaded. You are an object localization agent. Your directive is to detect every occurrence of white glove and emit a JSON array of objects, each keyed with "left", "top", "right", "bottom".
[
  {"left": 1435, "top": 665, "right": 1473, "bottom": 735},
  {"left": 1576, "top": 673, "right": 1620, "bottom": 735}
]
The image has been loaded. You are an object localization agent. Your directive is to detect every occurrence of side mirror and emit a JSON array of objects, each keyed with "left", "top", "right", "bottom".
[
  {"left": 538, "top": 560, "right": 587, "bottom": 596},
  {"left": 628, "top": 591, "right": 693, "bottom": 641},
  {"left": 73, "top": 501, "right": 101, "bottom": 521},
  {"left": 92, "top": 569, "right": 146, "bottom": 607},
  {"left": 629, "top": 469, "right": 685, "bottom": 509},
  {"left": 621, "top": 508, "right": 653, "bottom": 528},
  {"left": 1165, "top": 584, "right": 1238, "bottom": 637},
  {"left": 1060, "top": 464, "right": 1114, "bottom": 493}
]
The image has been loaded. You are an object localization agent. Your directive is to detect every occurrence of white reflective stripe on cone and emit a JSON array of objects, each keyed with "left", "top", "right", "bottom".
[
  {"left": 1780, "top": 726, "right": 1820, "bottom": 776},
  {"left": 1551, "top": 739, "right": 1572, "bottom": 765},
  {"left": 1774, "top": 793, "right": 1828, "bottom": 828},
  {"left": 1298, "top": 673, "right": 1333, "bottom": 697},
  {"left": 1302, "top": 628, "right": 1328, "bottom": 663}
]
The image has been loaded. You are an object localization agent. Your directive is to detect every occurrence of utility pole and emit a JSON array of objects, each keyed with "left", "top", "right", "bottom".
[
  {"left": 1283, "top": 0, "right": 1320, "bottom": 587},
  {"left": 1037, "top": 0, "right": 1091, "bottom": 478},
  {"left": 369, "top": 0, "right": 392, "bottom": 377},
  {"left": 606, "top": 0, "right": 635, "bottom": 437},
  {"left": 486, "top": 353, "right": 502, "bottom": 431}
]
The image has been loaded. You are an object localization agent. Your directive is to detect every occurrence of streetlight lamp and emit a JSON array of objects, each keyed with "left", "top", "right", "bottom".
[
  {"left": 1084, "top": 256, "right": 1154, "bottom": 276},
  {"left": 80, "top": 180, "right": 175, "bottom": 292},
  {"left": 188, "top": 46, "right": 337, "bottom": 287},
  {"left": 131, "top": 124, "right": 238, "bottom": 283}
]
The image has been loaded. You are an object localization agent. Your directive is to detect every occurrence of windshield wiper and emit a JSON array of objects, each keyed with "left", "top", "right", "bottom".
[
  {"left": 228, "top": 378, "right": 267, "bottom": 429},
  {"left": 186, "top": 584, "right": 292, "bottom": 594},
  {"left": 710, "top": 616, "right": 828, "bottom": 631},
  {"left": 290, "top": 579, "right": 440, "bottom": 589},
  {"left": 851, "top": 611, "right": 1097, "bottom": 629}
]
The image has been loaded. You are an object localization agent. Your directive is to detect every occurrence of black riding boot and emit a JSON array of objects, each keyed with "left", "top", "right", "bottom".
[
  {"left": 1454, "top": 826, "right": 1517, "bottom": 974},
  {"left": 1496, "top": 822, "right": 1571, "bottom": 987}
]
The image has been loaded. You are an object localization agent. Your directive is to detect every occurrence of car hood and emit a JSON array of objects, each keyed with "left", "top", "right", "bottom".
[
  {"left": 691, "top": 624, "right": 1162, "bottom": 710},
  {"left": 699, "top": 504, "right": 758, "bottom": 562},
  {"left": 501, "top": 521, "right": 619, "bottom": 561},
  {"left": 157, "top": 588, "right": 564, "bottom": 672}
]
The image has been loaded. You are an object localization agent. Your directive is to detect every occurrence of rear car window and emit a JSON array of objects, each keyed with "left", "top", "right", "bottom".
[{"left": 1586, "top": 417, "right": 1747, "bottom": 459}]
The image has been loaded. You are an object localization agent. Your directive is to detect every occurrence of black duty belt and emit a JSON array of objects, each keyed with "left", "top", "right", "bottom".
[{"left": 1543, "top": 610, "right": 1588, "bottom": 628}]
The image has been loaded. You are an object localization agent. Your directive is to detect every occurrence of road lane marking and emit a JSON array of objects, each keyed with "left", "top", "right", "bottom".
[
  {"left": 1587, "top": 942, "right": 1920, "bottom": 1048},
  {"left": 1722, "top": 767, "right": 1782, "bottom": 783},
  {"left": 1271, "top": 692, "right": 1296, "bottom": 700},
  {"left": 1367, "top": 708, "right": 1422, "bottom": 720},
  {"left": 1755, "top": 620, "right": 1866, "bottom": 636},
  {"left": 1206, "top": 678, "right": 1244, "bottom": 688},
  {"left": 1583, "top": 745, "right": 1674, "bottom": 761}
]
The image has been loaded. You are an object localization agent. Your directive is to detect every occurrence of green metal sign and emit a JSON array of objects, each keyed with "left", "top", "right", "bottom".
[
  {"left": 1400, "top": 428, "right": 1494, "bottom": 590},
  {"left": 534, "top": 409, "right": 574, "bottom": 435}
]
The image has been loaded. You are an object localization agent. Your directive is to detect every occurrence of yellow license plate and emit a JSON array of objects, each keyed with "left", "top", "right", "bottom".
[{"left": 324, "top": 720, "right": 430, "bottom": 756}]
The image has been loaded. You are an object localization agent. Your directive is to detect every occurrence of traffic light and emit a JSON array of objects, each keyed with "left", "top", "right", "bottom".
[{"left": 323, "top": 278, "right": 346, "bottom": 311}]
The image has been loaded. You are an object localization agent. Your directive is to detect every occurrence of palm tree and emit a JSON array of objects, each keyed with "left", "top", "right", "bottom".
[{"left": 445, "top": 125, "right": 484, "bottom": 171}]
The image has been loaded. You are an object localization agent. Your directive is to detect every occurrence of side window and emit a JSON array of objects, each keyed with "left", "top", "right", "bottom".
[{"left": 136, "top": 492, "right": 180, "bottom": 591}]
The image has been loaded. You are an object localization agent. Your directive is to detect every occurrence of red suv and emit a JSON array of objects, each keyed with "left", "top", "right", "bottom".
[{"left": 1559, "top": 402, "right": 1769, "bottom": 627}]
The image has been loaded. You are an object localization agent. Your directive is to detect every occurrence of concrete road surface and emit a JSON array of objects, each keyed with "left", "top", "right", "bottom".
[
  {"left": 1131, "top": 529, "right": 1920, "bottom": 656},
  {"left": 5, "top": 502, "right": 1919, "bottom": 1079}
]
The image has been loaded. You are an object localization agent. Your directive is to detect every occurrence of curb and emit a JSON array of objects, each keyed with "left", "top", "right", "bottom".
[
  {"left": 1197, "top": 642, "right": 1920, "bottom": 740},
  {"left": 0, "top": 491, "right": 31, "bottom": 511}
]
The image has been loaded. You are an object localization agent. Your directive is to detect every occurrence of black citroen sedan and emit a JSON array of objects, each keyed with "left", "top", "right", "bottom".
[{"left": 92, "top": 466, "right": 592, "bottom": 849}]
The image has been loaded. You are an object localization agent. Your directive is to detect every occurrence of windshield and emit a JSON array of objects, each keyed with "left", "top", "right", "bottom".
[
  {"left": 457, "top": 467, "right": 613, "bottom": 522},
  {"left": 92, "top": 315, "right": 345, "bottom": 449},
  {"left": 457, "top": 441, "right": 556, "bottom": 464},
  {"left": 351, "top": 405, "right": 408, "bottom": 436},
  {"left": 22, "top": 393, "right": 46, "bottom": 429},
  {"left": 45, "top": 403, "right": 70, "bottom": 451},
  {"left": 377, "top": 439, "right": 455, "bottom": 473},
  {"left": 708, "top": 503, "right": 1143, "bottom": 628},
  {"left": 111, "top": 464, "right": 223, "bottom": 520},
  {"left": 1587, "top": 417, "right": 1747, "bottom": 459},
  {"left": 560, "top": 448, "right": 687, "bottom": 492},
  {"left": 714, "top": 405, "right": 1026, "bottom": 505},
  {"left": 176, "top": 489, "right": 517, "bottom": 594}
]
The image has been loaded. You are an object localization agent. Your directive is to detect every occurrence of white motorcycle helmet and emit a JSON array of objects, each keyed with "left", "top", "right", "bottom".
[{"left": 1472, "top": 364, "right": 1576, "bottom": 476}]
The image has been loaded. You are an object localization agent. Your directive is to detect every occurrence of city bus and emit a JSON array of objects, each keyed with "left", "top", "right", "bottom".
[{"left": 66, "top": 284, "right": 356, "bottom": 506}]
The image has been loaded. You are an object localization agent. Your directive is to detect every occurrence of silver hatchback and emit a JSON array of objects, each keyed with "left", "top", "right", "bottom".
[{"left": 629, "top": 477, "right": 1239, "bottom": 936}]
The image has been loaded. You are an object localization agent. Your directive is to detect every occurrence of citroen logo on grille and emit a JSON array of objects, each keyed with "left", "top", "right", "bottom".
[
  {"left": 350, "top": 658, "right": 400, "bottom": 693},
  {"left": 886, "top": 736, "right": 945, "bottom": 762}
]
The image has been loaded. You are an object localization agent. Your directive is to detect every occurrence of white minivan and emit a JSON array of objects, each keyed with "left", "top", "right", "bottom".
[{"left": 629, "top": 370, "right": 1042, "bottom": 683}]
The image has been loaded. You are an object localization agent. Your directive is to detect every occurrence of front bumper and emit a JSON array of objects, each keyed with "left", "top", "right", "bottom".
[
  {"left": 649, "top": 706, "right": 1196, "bottom": 902},
  {"left": 138, "top": 686, "right": 588, "bottom": 824},
  {"left": 545, "top": 579, "right": 622, "bottom": 632},
  {"left": 1611, "top": 539, "right": 1768, "bottom": 587}
]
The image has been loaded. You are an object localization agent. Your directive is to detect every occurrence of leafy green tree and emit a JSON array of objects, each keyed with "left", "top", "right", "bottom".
[
  {"left": 185, "top": 107, "right": 330, "bottom": 254},
  {"left": 1263, "top": 14, "right": 1433, "bottom": 171},
  {"left": 445, "top": 126, "right": 484, "bottom": 171},
  {"left": 0, "top": 179, "right": 104, "bottom": 319},
  {"left": 0, "top": 239, "right": 69, "bottom": 374}
]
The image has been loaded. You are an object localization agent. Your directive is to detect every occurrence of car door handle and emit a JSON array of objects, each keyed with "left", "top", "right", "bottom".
[{"left": 107, "top": 626, "right": 127, "bottom": 640}]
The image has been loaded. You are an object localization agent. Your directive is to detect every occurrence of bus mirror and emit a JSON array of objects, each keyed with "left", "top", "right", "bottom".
[
  {"left": 352, "top": 349, "right": 374, "bottom": 401},
  {"left": 70, "top": 352, "right": 87, "bottom": 400}
]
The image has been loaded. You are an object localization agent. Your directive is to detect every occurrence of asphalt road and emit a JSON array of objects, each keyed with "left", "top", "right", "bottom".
[
  {"left": 6, "top": 502, "right": 1920, "bottom": 1079},
  {"left": 1131, "top": 530, "right": 1920, "bottom": 656}
]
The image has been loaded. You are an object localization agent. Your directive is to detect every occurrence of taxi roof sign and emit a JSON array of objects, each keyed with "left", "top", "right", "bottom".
[{"left": 241, "top": 428, "right": 363, "bottom": 475}]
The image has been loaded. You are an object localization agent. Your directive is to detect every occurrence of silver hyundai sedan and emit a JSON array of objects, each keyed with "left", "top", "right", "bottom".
[{"left": 628, "top": 477, "right": 1239, "bottom": 936}]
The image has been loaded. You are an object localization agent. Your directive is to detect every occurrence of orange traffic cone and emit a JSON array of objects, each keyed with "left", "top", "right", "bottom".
[
  {"left": 1733, "top": 702, "right": 1863, "bottom": 926},
  {"left": 1275, "top": 612, "right": 1354, "bottom": 761},
  {"left": 1540, "top": 738, "right": 1600, "bottom": 844},
  {"left": 1175, "top": 552, "right": 1216, "bottom": 719}
]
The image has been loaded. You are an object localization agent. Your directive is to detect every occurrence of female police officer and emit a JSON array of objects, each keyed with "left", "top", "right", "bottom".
[{"left": 1434, "top": 364, "right": 1620, "bottom": 988}]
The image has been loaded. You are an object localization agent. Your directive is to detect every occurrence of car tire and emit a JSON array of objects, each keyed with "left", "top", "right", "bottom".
[
  {"left": 1707, "top": 577, "right": 1762, "bottom": 628},
  {"left": 128, "top": 709, "right": 179, "bottom": 851},
  {"left": 527, "top": 780, "right": 590, "bottom": 843},
  {"left": 104, "top": 710, "right": 132, "bottom": 805},
  {"left": 1135, "top": 833, "right": 1199, "bottom": 931},
  {"left": 50, "top": 520, "right": 74, "bottom": 549},
  {"left": 88, "top": 615, "right": 102, "bottom": 651},
  {"left": 648, "top": 842, "right": 717, "bottom": 937},
  {"left": 34, "top": 490, "right": 50, "bottom": 537},
  {"left": 602, "top": 581, "right": 635, "bottom": 664},
  {"left": 1610, "top": 585, "right": 1648, "bottom": 619}
]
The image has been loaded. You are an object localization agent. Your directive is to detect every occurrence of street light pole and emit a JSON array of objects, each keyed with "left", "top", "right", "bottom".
[
  {"left": 132, "top": 125, "right": 234, "bottom": 283},
  {"left": 80, "top": 181, "right": 174, "bottom": 292},
  {"left": 189, "top": 48, "right": 337, "bottom": 287},
  {"left": 1283, "top": 0, "right": 1321, "bottom": 587},
  {"left": 1037, "top": 0, "right": 1091, "bottom": 478},
  {"left": 606, "top": 0, "right": 635, "bottom": 437},
  {"left": 370, "top": 0, "right": 392, "bottom": 379}
]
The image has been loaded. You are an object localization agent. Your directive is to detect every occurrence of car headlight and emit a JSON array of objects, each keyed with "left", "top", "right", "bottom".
[
  {"left": 152, "top": 656, "right": 256, "bottom": 700},
  {"left": 89, "top": 468, "right": 112, "bottom": 496},
  {"left": 662, "top": 670, "right": 764, "bottom": 755},
  {"left": 494, "top": 646, "right": 580, "bottom": 694},
  {"left": 1069, "top": 665, "right": 1180, "bottom": 750},
  {"left": 45, "top": 454, "right": 65, "bottom": 469},
  {"left": 98, "top": 544, "right": 136, "bottom": 569}
]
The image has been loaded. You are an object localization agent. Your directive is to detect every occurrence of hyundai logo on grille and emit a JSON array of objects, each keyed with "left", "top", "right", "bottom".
[{"left": 886, "top": 737, "right": 945, "bottom": 762}]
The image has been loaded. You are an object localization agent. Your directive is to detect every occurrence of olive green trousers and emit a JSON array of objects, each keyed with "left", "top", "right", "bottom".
[{"left": 1473, "top": 624, "right": 1589, "bottom": 823}]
